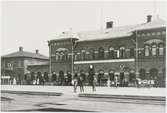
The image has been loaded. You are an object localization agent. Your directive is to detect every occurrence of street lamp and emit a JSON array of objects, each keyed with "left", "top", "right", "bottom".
[{"left": 71, "top": 38, "right": 77, "bottom": 79}]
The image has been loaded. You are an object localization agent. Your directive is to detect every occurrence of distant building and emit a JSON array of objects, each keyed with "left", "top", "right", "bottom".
[
  {"left": 1, "top": 47, "right": 49, "bottom": 84},
  {"left": 48, "top": 15, "right": 166, "bottom": 87}
]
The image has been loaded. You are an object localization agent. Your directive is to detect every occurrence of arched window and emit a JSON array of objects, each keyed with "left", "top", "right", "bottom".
[
  {"left": 109, "top": 70, "right": 114, "bottom": 81},
  {"left": 144, "top": 44, "right": 150, "bottom": 56},
  {"left": 109, "top": 47, "right": 114, "bottom": 59},
  {"left": 120, "top": 46, "right": 125, "bottom": 58},
  {"left": 55, "top": 52, "right": 59, "bottom": 61},
  {"left": 98, "top": 47, "right": 104, "bottom": 59},
  {"left": 150, "top": 68, "right": 158, "bottom": 79},
  {"left": 81, "top": 50, "right": 86, "bottom": 60},
  {"left": 159, "top": 43, "right": 164, "bottom": 55},
  {"left": 77, "top": 52, "right": 81, "bottom": 61},
  {"left": 151, "top": 44, "right": 157, "bottom": 56},
  {"left": 139, "top": 69, "right": 146, "bottom": 80},
  {"left": 89, "top": 49, "right": 95, "bottom": 60},
  {"left": 64, "top": 51, "right": 68, "bottom": 61},
  {"left": 60, "top": 52, "right": 64, "bottom": 61}
]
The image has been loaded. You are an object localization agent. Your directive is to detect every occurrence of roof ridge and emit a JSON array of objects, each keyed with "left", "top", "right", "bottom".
[{"left": 1, "top": 50, "right": 48, "bottom": 59}]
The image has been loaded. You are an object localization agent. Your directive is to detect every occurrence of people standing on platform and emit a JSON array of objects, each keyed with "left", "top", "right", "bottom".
[
  {"left": 9, "top": 76, "right": 13, "bottom": 85},
  {"left": 154, "top": 76, "right": 158, "bottom": 88},
  {"left": 107, "top": 78, "right": 111, "bottom": 87},
  {"left": 92, "top": 76, "right": 97, "bottom": 92},
  {"left": 59, "top": 71, "right": 64, "bottom": 86},
  {"left": 67, "top": 72, "right": 72, "bottom": 86},
  {"left": 78, "top": 75, "right": 84, "bottom": 92},
  {"left": 52, "top": 72, "right": 57, "bottom": 85},
  {"left": 114, "top": 75, "right": 119, "bottom": 88},
  {"left": 40, "top": 75, "right": 45, "bottom": 86},
  {"left": 36, "top": 77, "right": 39, "bottom": 85},
  {"left": 43, "top": 72, "right": 49, "bottom": 85},
  {"left": 135, "top": 78, "right": 140, "bottom": 88},
  {"left": 73, "top": 73, "right": 78, "bottom": 93},
  {"left": 13, "top": 77, "right": 16, "bottom": 85},
  {"left": 64, "top": 75, "right": 68, "bottom": 86}
]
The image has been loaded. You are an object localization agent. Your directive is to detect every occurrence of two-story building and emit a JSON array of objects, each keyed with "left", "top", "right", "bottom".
[
  {"left": 48, "top": 15, "right": 166, "bottom": 87},
  {"left": 1, "top": 47, "right": 49, "bottom": 84}
]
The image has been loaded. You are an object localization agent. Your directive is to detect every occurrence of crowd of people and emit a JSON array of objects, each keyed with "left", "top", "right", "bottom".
[{"left": 7, "top": 71, "right": 159, "bottom": 93}]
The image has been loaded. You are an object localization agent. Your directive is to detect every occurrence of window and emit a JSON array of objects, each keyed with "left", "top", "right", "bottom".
[
  {"left": 120, "top": 46, "right": 125, "bottom": 58},
  {"left": 17, "top": 61, "right": 22, "bottom": 67},
  {"left": 151, "top": 44, "right": 157, "bottom": 56},
  {"left": 8, "top": 63, "right": 13, "bottom": 69},
  {"left": 89, "top": 49, "right": 95, "bottom": 60},
  {"left": 81, "top": 50, "right": 86, "bottom": 60},
  {"left": 77, "top": 53, "right": 81, "bottom": 61},
  {"left": 59, "top": 52, "right": 64, "bottom": 61},
  {"left": 159, "top": 43, "right": 164, "bottom": 55},
  {"left": 145, "top": 45, "right": 150, "bottom": 56},
  {"left": 130, "top": 48, "right": 134, "bottom": 57},
  {"left": 109, "top": 47, "right": 114, "bottom": 59},
  {"left": 74, "top": 53, "right": 77, "bottom": 61},
  {"left": 64, "top": 52, "right": 68, "bottom": 61},
  {"left": 117, "top": 50, "right": 120, "bottom": 58},
  {"left": 98, "top": 47, "right": 104, "bottom": 59},
  {"left": 114, "top": 50, "right": 118, "bottom": 58},
  {"left": 55, "top": 53, "right": 59, "bottom": 61}
]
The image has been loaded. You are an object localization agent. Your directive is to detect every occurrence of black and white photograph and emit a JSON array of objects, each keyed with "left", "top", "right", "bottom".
[{"left": 1, "top": 0, "right": 166, "bottom": 112}]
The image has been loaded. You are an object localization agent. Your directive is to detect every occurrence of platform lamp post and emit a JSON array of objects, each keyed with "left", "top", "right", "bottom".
[
  {"left": 131, "top": 30, "right": 139, "bottom": 80},
  {"left": 71, "top": 38, "right": 77, "bottom": 79},
  {"left": 135, "top": 30, "right": 139, "bottom": 79},
  {"left": 48, "top": 41, "right": 52, "bottom": 82}
]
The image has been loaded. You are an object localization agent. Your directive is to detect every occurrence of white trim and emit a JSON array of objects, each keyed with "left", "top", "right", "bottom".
[
  {"left": 1, "top": 76, "right": 10, "bottom": 79},
  {"left": 74, "top": 58, "right": 135, "bottom": 64}
]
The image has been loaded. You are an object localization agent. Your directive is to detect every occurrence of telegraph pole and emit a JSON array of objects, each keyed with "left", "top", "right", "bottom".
[
  {"left": 135, "top": 30, "right": 139, "bottom": 79},
  {"left": 48, "top": 41, "right": 52, "bottom": 81},
  {"left": 71, "top": 38, "right": 74, "bottom": 78}
]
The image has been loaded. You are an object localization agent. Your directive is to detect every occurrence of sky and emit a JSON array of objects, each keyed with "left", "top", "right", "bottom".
[{"left": 1, "top": 1, "right": 166, "bottom": 56}]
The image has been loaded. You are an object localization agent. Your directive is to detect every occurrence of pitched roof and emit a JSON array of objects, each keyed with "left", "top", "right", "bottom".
[
  {"left": 49, "top": 16, "right": 165, "bottom": 42},
  {"left": 77, "top": 24, "right": 141, "bottom": 41},
  {"left": 1, "top": 51, "right": 49, "bottom": 60},
  {"left": 135, "top": 16, "right": 166, "bottom": 31}
]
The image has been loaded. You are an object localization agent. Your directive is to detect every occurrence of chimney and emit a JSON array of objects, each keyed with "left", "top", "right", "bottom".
[
  {"left": 106, "top": 21, "right": 113, "bottom": 29},
  {"left": 35, "top": 49, "right": 39, "bottom": 54},
  {"left": 19, "top": 46, "right": 23, "bottom": 51},
  {"left": 147, "top": 15, "right": 152, "bottom": 23}
]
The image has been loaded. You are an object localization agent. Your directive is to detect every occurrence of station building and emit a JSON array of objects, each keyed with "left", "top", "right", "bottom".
[{"left": 48, "top": 15, "right": 166, "bottom": 87}]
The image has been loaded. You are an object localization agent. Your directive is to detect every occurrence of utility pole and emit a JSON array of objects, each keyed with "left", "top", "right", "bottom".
[
  {"left": 135, "top": 30, "right": 139, "bottom": 79},
  {"left": 71, "top": 38, "right": 74, "bottom": 78},
  {"left": 48, "top": 41, "right": 52, "bottom": 81}
]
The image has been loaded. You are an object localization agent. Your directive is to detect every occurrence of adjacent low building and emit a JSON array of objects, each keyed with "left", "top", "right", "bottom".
[{"left": 1, "top": 47, "right": 49, "bottom": 84}]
